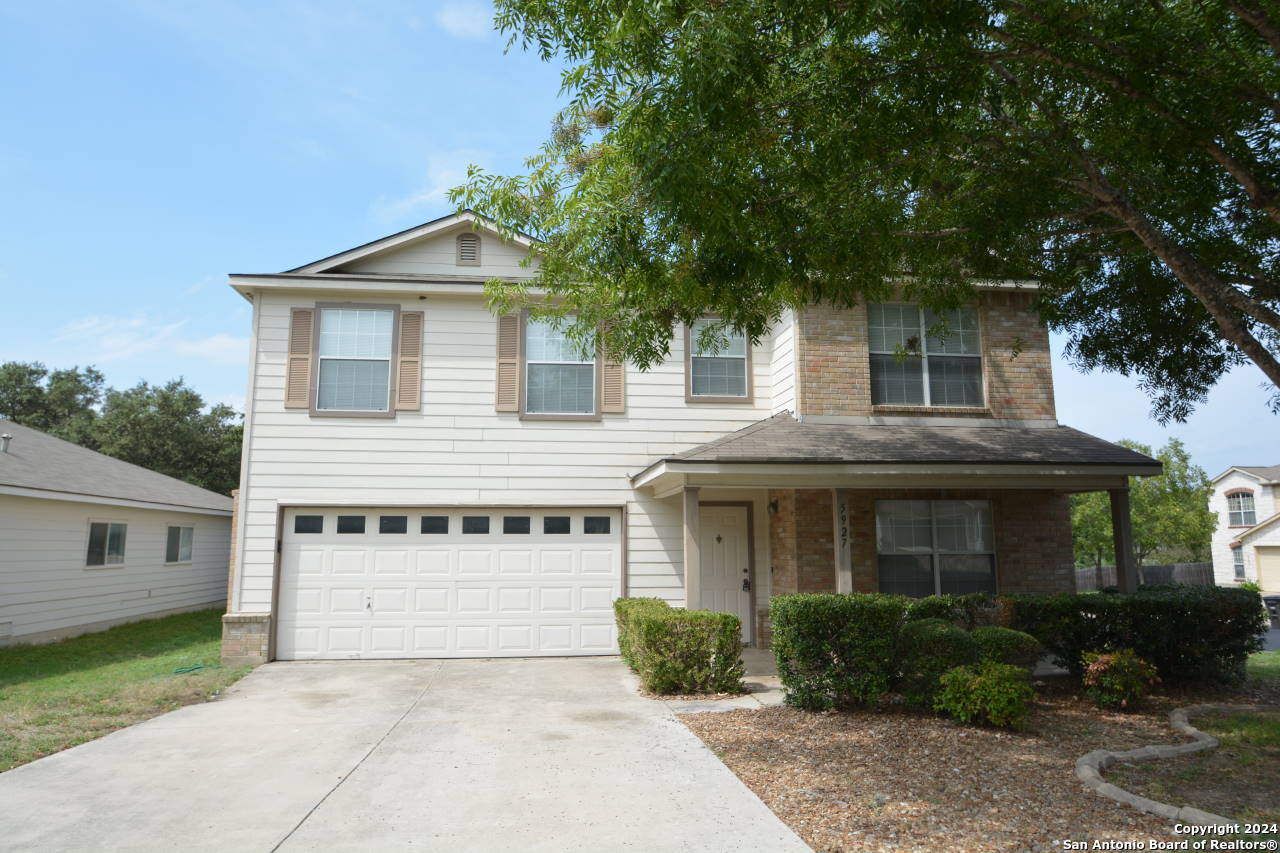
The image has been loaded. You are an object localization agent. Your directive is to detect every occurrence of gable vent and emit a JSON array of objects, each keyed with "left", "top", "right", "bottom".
[{"left": 456, "top": 233, "right": 481, "bottom": 266}]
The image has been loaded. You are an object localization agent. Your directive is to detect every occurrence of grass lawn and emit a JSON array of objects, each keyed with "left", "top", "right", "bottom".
[
  {"left": 0, "top": 609, "right": 249, "bottom": 771},
  {"left": 1249, "top": 649, "right": 1280, "bottom": 683}
]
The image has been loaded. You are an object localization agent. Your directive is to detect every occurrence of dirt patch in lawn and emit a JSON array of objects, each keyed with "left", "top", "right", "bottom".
[
  {"left": 1106, "top": 710, "right": 1280, "bottom": 825},
  {"left": 680, "top": 688, "right": 1262, "bottom": 853}
]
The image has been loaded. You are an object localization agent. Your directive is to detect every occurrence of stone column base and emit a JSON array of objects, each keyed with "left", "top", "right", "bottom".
[{"left": 221, "top": 613, "right": 271, "bottom": 666}]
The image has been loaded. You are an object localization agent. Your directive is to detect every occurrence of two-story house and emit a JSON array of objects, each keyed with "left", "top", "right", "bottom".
[
  {"left": 220, "top": 211, "right": 1161, "bottom": 665},
  {"left": 1209, "top": 465, "right": 1280, "bottom": 591}
]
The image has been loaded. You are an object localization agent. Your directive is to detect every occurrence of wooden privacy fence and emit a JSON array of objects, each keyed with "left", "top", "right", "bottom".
[{"left": 1074, "top": 562, "right": 1214, "bottom": 591}]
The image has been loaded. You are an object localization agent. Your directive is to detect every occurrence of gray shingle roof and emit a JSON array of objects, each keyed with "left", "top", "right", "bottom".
[
  {"left": 661, "top": 413, "right": 1162, "bottom": 469},
  {"left": 0, "top": 419, "right": 233, "bottom": 513},
  {"left": 1237, "top": 465, "right": 1280, "bottom": 482}
]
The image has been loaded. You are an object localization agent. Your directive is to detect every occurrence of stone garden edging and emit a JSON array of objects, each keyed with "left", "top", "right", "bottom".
[{"left": 1075, "top": 703, "right": 1276, "bottom": 830}]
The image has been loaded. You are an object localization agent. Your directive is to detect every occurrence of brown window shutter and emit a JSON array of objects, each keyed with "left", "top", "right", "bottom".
[
  {"left": 284, "top": 308, "right": 314, "bottom": 409},
  {"left": 600, "top": 357, "right": 625, "bottom": 413},
  {"left": 495, "top": 313, "right": 520, "bottom": 411},
  {"left": 395, "top": 310, "right": 424, "bottom": 411}
]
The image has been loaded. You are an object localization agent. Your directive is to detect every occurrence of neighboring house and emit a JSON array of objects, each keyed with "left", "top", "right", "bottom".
[
  {"left": 1209, "top": 464, "right": 1280, "bottom": 592},
  {"left": 0, "top": 419, "right": 233, "bottom": 645},
  {"left": 220, "top": 210, "right": 1161, "bottom": 665}
]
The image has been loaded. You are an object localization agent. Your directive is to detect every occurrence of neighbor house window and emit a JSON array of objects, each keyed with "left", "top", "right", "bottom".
[
  {"left": 687, "top": 319, "right": 750, "bottom": 400},
  {"left": 875, "top": 500, "right": 995, "bottom": 596},
  {"left": 868, "top": 304, "right": 983, "bottom": 407},
  {"left": 525, "top": 318, "right": 595, "bottom": 415},
  {"left": 165, "top": 525, "right": 194, "bottom": 563},
  {"left": 86, "top": 521, "right": 127, "bottom": 567},
  {"left": 1226, "top": 491, "right": 1257, "bottom": 527},
  {"left": 316, "top": 308, "right": 395, "bottom": 412},
  {"left": 1232, "top": 547, "right": 1246, "bottom": 579}
]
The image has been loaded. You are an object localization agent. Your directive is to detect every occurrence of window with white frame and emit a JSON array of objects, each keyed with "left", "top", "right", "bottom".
[
  {"left": 316, "top": 308, "right": 395, "bottom": 412},
  {"left": 1232, "top": 547, "right": 1246, "bottom": 579},
  {"left": 688, "top": 319, "right": 749, "bottom": 398},
  {"left": 868, "top": 304, "right": 983, "bottom": 407},
  {"left": 86, "top": 521, "right": 127, "bottom": 567},
  {"left": 525, "top": 318, "right": 595, "bottom": 414},
  {"left": 165, "top": 525, "right": 194, "bottom": 563},
  {"left": 875, "top": 500, "right": 995, "bottom": 596},
  {"left": 1226, "top": 492, "right": 1257, "bottom": 526}
]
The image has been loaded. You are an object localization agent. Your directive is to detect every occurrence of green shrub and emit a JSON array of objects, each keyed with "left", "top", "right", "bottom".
[
  {"left": 1082, "top": 648, "right": 1160, "bottom": 710},
  {"left": 614, "top": 598, "right": 671, "bottom": 668},
  {"left": 903, "top": 593, "right": 998, "bottom": 629},
  {"left": 934, "top": 661, "right": 1035, "bottom": 729},
  {"left": 895, "top": 618, "right": 979, "bottom": 707},
  {"left": 1004, "top": 585, "right": 1266, "bottom": 684},
  {"left": 630, "top": 609, "right": 744, "bottom": 694},
  {"left": 972, "top": 626, "right": 1042, "bottom": 670},
  {"left": 770, "top": 593, "right": 909, "bottom": 710}
]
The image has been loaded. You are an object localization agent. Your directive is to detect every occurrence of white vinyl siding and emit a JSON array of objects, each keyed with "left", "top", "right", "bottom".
[
  {"left": 689, "top": 319, "right": 748, "bottom": 398},
  {"left": 868, "top": 304, "right": 983, "bottom": 407},
  {"left": 769, "top": 310, "right": 797, "bottom": 414},
  {"left": 342, "top": 229, "right": 539, "bottom": 279},
  {"left": 0, "top": 495, "right": 230, "bottom": 645},
  {"left": 234, "top": 291, "right": 778, "bottom": 614},
  {"left": 316, "top": 308, "right": 394, "bottom": 412},
  {"left": 525, "top": 319, "right": 595, "bottom": 415},
  {"left": 875, "top": 499, "right": 996, "bottom": 597}
]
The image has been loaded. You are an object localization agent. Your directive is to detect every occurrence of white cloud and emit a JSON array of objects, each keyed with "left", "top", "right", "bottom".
[
  {"left": 372, "top": 151, "right": 485, "bottom": 220},
  {"left": 434, "top": 1, "right": 493, "bottom": 40},
  {"left": 55, "top": 314, "right": 249, "bottom": 366}
]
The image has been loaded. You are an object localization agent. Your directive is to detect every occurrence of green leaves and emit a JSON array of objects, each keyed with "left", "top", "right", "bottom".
[{"left": 460, "top": 0, "right": 1280, "bottom": 414}]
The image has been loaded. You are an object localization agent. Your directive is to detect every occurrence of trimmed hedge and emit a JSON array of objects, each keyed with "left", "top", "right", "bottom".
[
  {"left": 613, "top": 598, "right": 744, "bottom": 694},
  {"left": 972, "top": 626, "right": 1043, "bottom": 670},
  {"left": 770, "top": 593, "right": 909, "bottom": 710},
  {"left": 1005, "top": 585, "right": 1267, "bottom": 684},
  {"left": 904, "top": 593, "right": 1000, "bottom": 629},
  {"left": 895, "top": 618, "right": 979, "bottom": 707}
]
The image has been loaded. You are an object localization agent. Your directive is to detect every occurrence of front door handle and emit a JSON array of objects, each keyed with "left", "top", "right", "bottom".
[{"left": 742, "top": 578, "right": 751, "bottom": 592}]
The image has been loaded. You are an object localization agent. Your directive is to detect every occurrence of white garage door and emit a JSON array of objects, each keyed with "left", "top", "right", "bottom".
[{"left": 276, "top": 507, "right": 622, "bottom": 659}]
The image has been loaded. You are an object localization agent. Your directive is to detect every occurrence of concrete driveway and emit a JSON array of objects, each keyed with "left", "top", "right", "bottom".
[{"left": 0, "top": 658, "right": 809, "bottom": 853}]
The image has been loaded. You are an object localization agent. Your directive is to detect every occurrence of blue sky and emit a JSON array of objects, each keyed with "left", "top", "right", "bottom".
[{"left": 1, "top": 0, "right": 1276, "bottom": 477}]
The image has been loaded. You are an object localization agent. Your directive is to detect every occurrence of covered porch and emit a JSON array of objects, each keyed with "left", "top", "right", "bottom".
[{"left": 631, "top": 414, "right": 1163, "bottom": 647}]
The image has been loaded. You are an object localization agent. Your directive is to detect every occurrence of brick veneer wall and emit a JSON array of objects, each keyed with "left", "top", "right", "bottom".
[
  {"left": 794, "top": 292, "right": 1055, "bottom": 420},
  {"left": 222, "top": 614, "right": 271, "bottom": 666}
]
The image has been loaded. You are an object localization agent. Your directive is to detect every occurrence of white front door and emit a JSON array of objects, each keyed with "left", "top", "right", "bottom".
[
  {"left": 276, "top": 507, "right": 623, "bottom": 659},
  {"left": 698, "top": 505, "right": 752, "bottom": 642}
]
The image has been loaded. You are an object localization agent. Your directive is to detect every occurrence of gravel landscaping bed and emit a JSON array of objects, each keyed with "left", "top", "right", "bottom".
[{"left": 681, "top": 688, "right": 1262, "bottom": 853}]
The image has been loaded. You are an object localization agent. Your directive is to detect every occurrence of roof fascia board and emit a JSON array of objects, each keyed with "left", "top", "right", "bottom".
[
  {"left": 287, "top": 211, "right": 535, "bottom": 275},
  {"left": 632, "top": 460, "right": 1160, "bottom": 487},
  {"left": 0, "top": 484, "right": 233, "bottom": 516},
  {"left": 636, "top": 468, "right": 1132, "bottom": 494},
  {"left": 228, "top": 274, "right": 544, "bottom": 300},
  {"left": 1211, "top": 466, "right": 1273, "bottom": 484}
]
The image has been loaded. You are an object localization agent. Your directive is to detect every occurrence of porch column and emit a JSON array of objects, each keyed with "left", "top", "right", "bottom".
[
  {"left": 831, "top": 488, "right": 853, "bottom": 593},
  {"left": 683, "top": 486, "right": 702, "bottom": 609},
  {"left": 1109, "top": 487, "right": 1139, "bottom": 593}
]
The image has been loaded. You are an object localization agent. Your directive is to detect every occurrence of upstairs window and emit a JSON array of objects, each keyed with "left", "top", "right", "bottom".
[
  {"left": 316, "top": 308, "right": 395, "bottom": 412},
  {"left": 868, "top": 304, "right": 983, "bottom": 407},
  {"left": 876, "top": 500, "right": 995, "bottom": 596},
  {"left": 687, "top": 319, "right": 750, "bottom": 400},
  {"left": 456, "top": 233, "right": 481, "bottom": 266},
  {"left": 1226, "top": 491, "right": 1256, "bottom": 526},
  {"left": 525, "top": 318, "right": 596, "bottom": 415}
]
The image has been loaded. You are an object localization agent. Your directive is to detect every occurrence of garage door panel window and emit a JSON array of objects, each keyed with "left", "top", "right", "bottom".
[
  {"left": 503, "top": 516, "right": 531, "bottom": 534},
  {"left": 379, "top": 515, "right": 408, "bottom": 534},
  {"left": 462, "top": 516, "right": 490, "bottom": 534},
  {"left": 526, "top": 319, "right": 596, "bottom": 415},
  {"left": 165, "top": 525, "right": 194, "bottom": 563},
  {"left": 544, "top": 516, "right": 570, "bottom": 534},
  {"left": 86, "top": 521, "right": 127, "bottom": 567},
  {"left": 337, "top": 515, "right": 366, "bottom": 534},
  {"left": 876, "top": 500, "right": 995, "bottom": 596},
  {"left": 421, "top": 516, "right": 449, "bottom": 534},
  {"left": 295, "top": 515, "right": 323, "bottom": 534},
  {"left": 584, "top": 516, "right": 611, "bottom": 534},
  {"left": 316, "top": 308, "right": 395, "bottom": 413}
]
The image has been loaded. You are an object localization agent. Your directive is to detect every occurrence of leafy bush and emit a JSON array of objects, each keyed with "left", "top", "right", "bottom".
[
  {"left": 895, "top": 618, "right": 979, "bottom": 706},
  {"left": 771, "top": 593, "right": 909, "bottom": 710},
  {"left": 904, "top": 593, "right": 999, "bottom": 629},
  {"left": 1004, "top": 585, "right": 1266, "bottom": 684},
  {"left": 1082, "top": 649, "right": 1160, "bottom": 710},
  {"left": 614, "top": 598, "right": 670, "bottom": 668},
  {"left": 972, "top": 626, "right": 1043, "bottom": 670},
  {"left": 613, "top": 598, "right": 743, "bottom": 694},
  {"left": 934, "top": 661, "right": 1035, "bottom": 729}
]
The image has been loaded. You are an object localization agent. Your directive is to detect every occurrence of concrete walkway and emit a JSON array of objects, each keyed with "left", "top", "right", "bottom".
[{"left": 0, "top": 658, "right": 809, "bottom": 853}]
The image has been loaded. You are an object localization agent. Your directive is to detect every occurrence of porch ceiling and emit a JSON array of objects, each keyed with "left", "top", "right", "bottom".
[{"left": 631, "top": 414, "right": 1162, "bottom": 498}]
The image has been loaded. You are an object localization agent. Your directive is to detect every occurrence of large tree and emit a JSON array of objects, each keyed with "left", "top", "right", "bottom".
[
  {"left": 0, "top": 362, "right": 242, "bottom": 496},
  {"left": 1071, "top": 438, "right": 1215, "bottom": 576},
  {"left": 455, "top": 0, "right": 1280, "bottom": 420}
]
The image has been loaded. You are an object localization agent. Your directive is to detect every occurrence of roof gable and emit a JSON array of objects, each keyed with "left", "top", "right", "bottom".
[
  {"left": 1212, "top": 464, "right": 1280, "bottom": 485},
  {"left": 287, "top": 210, "right": 536, "bottom": 275}
]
